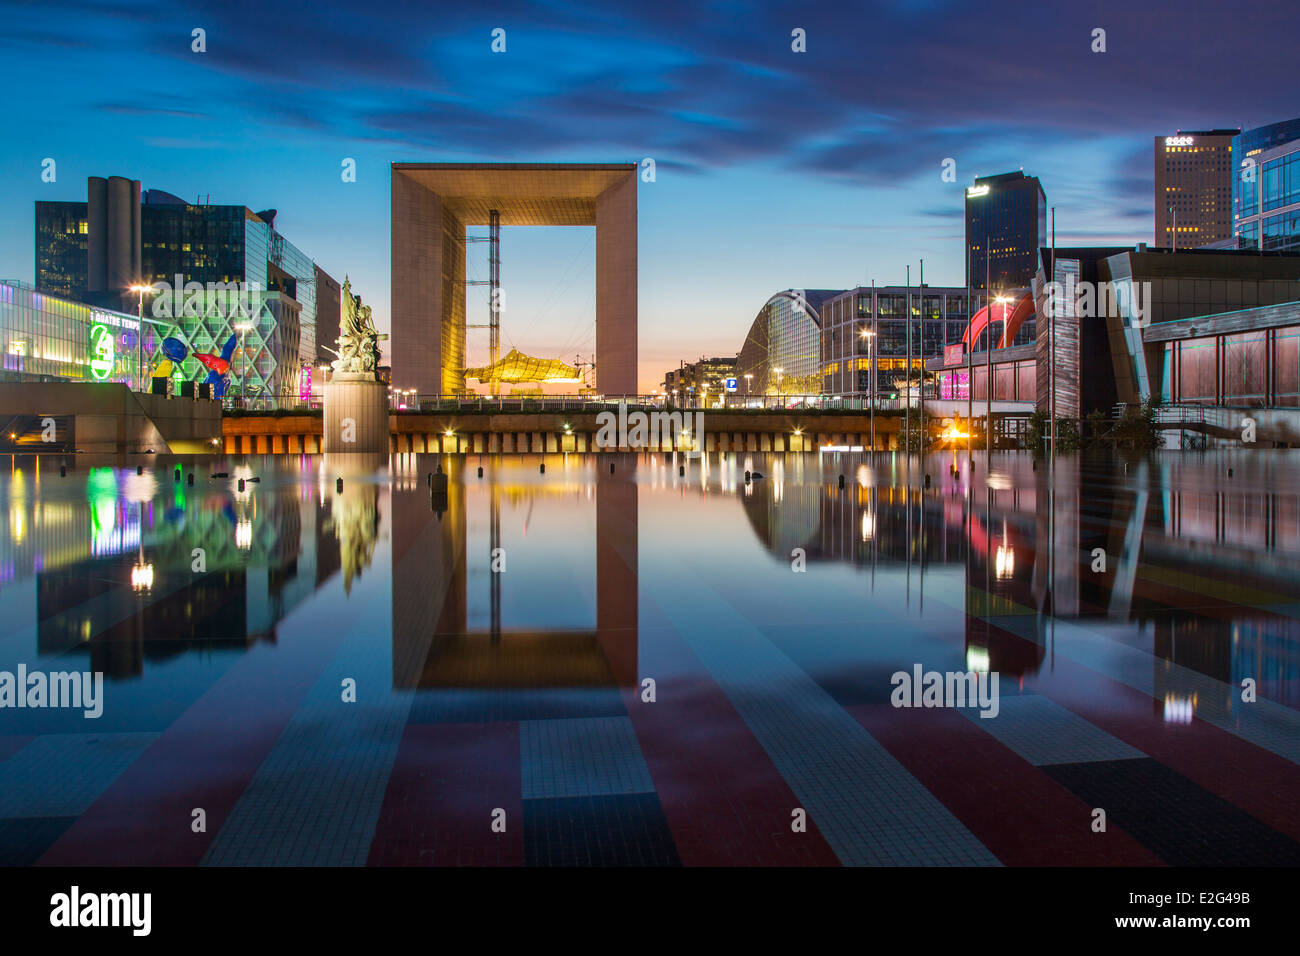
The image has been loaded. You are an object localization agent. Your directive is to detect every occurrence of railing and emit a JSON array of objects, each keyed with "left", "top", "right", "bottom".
[
  {"left": 223, "top": 393, "right": 923, "bottom": 414},
  {"left": 1152, "top": 404, "right": 1239, "bottom": 432}
]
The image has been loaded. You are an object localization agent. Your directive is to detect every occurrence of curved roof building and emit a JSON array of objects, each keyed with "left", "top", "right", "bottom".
[{"left": 736, "top": 289, "right": 840, "bottom": 396}]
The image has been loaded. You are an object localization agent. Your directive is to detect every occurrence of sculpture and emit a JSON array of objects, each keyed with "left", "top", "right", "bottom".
[{"left": 328, "top": 277, "right": 387, "bottom": 378}]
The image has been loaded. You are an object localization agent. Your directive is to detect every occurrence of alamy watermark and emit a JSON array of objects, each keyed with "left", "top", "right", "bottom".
[
  {"left": 1044, "top": 275, "right": 1152, "bottom": 327},
  {"left": 147, "top": 276, "right": 264, "bottom": 320},
  {"left": 595, "top": 401, "right": 704, "bottom": 456},
  {"left": 0, "top": 665, "right": 103, "bottom": 718},
  {"left": 890, "top": 664, "right": 1000, "bottom": 718}
]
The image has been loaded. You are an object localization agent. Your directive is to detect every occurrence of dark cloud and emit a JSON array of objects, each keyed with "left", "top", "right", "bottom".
[{"left": 5, "top": 0, "right": 1296, "bottom": 185}]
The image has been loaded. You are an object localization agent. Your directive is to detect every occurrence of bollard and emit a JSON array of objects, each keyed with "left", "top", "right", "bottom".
[
  {"left": 336, "top": 477, "right": 343, "bottom": 493},
  {"left": 187, "top": 473, "right": 194, "bottom": 486},
  {"left": 238, "top": 478, "right": 245, "bottom": 492},
  {"left": 175, "top": 467, "right": 181, "bottom": 482},
  {"left": 540, "top": 462, "right": 545, "bottom": 474},
  {"left": 924, "top": 473, "right": 931, "bottom": 488},
  {"left": 744, "top": 470, "right": 752, "bottom": 482},
  {"left": 137, "top": 465, "right": 143, "bottom": 475},
  {"left": 60, "top": 465, "right": 66, "bottom": 477},
  {"left": 838, "top": 474, "right": 845, "bottom": 489},
  {"left": 426, "top": 473, "right": 432, "bottom": 487},
  {"left": 610, "top": 462, "right": 615, "bottom": 474},
  {"left": 478, "top": 466, "right": 483, "bottom": 478},
  {"left": 1228, "top": 467, "right": 1234, "bottom": 478}
]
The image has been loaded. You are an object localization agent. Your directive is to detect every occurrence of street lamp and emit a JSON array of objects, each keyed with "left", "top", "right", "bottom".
[
  {"left": 234, "top": 322, "right": 253, "bottom": 407},
  {"left": 743, "top": 372, "right": 753, "bottom": 401},
  {"left": 773, "top": 367, "right": 784, "bottom": 407},
  {"left": 129, "top": 284, "right": 153, "bottom": 391},
  {"left": 988, "top": 295, "right": 1013, "bottom": 451},
  {"left": 860, "top": 327, "right": 876, "bottom": 451}
]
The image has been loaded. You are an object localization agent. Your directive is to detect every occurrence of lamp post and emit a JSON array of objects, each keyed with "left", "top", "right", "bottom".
[
  {"left": 128, "top": 284, "right": 153, "bottom": 391},
  {"left": 774, "top": 367, "right": 784, "bottom": 407},
  {"left": 988, "top": 294, "right": 1013, "bottom": 451},
  {"left": 234, "top": 322, "right": 252, "bottom": 407},
  {"left": 744, "top": 373, "right": 753, "bottom": 405},
  {"left": 861, "top": 326, "right": 876, "bottom": 452}
]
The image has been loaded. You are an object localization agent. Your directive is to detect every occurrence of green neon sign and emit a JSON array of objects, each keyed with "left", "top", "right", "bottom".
[{"left": 88, "top": 323, "right": 115, "bottom": 380}]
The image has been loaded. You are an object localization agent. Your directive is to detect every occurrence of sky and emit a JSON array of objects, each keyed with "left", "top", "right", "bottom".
[{"left": 0, "top": 0, "right": 1296, "bottom": 392}]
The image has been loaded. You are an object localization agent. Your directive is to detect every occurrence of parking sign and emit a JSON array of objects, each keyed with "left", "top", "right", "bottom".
[{"left": 725, "top": 378, "right": 738, "bottom": 392}]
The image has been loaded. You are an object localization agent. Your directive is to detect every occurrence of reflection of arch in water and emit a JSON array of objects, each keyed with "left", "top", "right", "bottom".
[{"left": 391, "top": 462, "right": 638, "bottom": 690}]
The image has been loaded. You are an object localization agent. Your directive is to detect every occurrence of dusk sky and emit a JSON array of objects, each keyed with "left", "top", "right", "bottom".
[{"left": 1, "top": 0, "right": 1296, "bottom": 391}]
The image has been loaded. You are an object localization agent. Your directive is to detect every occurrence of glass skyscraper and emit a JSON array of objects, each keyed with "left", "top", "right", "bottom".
[{"left": 965, "top": 170, "right": 1047, "bottom": 292}]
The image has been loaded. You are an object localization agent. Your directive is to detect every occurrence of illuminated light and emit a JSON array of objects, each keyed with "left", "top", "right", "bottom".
[
  {"left": 966, "top": 184, "right": 990, "bottom": 197},
  {"left": 235, "top": 518, "right": 253, "bottom": 549},
  {"left": 966, "top": 646, "right": 990, "bottom": 672},
  {"left": 941, "top": 425, "right": 970, "bottom": 441},
  {"left": 1165, "top": 135, "right": 1194, "bottom": 147},
  {"left": 131, "top": 561, "right": 154, "bottom": 591},
  {"left": 818, "top": 445, "right": 864, "bottom": 452},
  {"left": 88, "top": 323, "right": 115, "bottom": 380},
  {"left": 995, "top": 544, "right": 1015, "bottom": 580},
  {"left": 1163, "top": 693, "right": 1195, "bottom": 724},
  {"left": 860, "top": 509, "right": 875, "bottom": 541}
]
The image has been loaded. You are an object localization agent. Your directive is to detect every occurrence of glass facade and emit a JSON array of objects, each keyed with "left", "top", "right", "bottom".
[
  {"left": 1234, "top": 117, "right": 1300, "bottom": 230},
  {"left": 965, "top": 171, "right": 1046, "bottom": 291},
  {"left": 819, "top": 286, "right": 985, "bottom": 396},
  {"left": 1234, "top": 121, "right": 1300, "bottom": 251},
  {"left": 736, "top": 290, "right": 834, "bottom": 397},
  {"left": 35, "top": 193, "right": 335, "bottom": 395},
  {"left": 0, "top": 280, "right": 158, "bottom": 387}
]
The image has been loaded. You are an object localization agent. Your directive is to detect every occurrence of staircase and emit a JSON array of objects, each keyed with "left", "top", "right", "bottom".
[{"left": 0, "top": 414, "right": 75, "bottom": 453}]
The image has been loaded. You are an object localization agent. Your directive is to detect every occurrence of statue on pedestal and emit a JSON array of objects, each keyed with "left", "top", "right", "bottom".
[{"left": 328, "top": 277, "right": 387, "bottom": 379}]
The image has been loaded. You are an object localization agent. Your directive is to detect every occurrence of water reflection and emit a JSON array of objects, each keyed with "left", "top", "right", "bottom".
[{"left": 1, "top": 450, "right": 1297, "bottom": 706}]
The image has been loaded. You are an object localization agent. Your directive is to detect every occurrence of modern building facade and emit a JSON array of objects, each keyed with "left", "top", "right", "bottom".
[
  {"left": 929, "top": 247, "right": 1300, "bottom": 424},
  {"left": 1233, "top": 118, "right": 1300, "bottom": 253},
  {"left": 663, "top": 356, "right": 737, "bottom": 405},
  {"left": 1, "top": 279, "right": 159, "bottom": 387},
  {"left": 819, "top": 285, "right": 996, "bottom": 396},
  {"left": 391, "top": 164, "right": 637, "bottom": 397},
  {"left": 965, "top": 170, "right": 1046, "bottom": 292},
  {"left": 35, "top": 177, "right": 340, "bottom": 398},
  {"left": 736, "top": 290, "right": 838, "bottom": 398},
  {"left": 1155, "top": 130, "right": 1237, "bottom": 248}
]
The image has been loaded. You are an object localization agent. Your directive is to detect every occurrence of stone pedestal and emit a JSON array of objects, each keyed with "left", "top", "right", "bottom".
[{"left": 323, "top": 377, "right": 388, "bottom": 454}]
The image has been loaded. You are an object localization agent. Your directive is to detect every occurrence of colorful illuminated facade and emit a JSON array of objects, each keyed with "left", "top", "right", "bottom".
[
  {"left": 0, "top": 279, "right": 160, "bottom": 387},
  {"left": 35, "top": 179, "right": 340, "bottom": 399}
]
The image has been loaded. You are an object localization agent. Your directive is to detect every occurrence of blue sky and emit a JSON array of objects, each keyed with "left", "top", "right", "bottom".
[{"left": 1, "top": 0, "right": 1295, "bottom": 390}]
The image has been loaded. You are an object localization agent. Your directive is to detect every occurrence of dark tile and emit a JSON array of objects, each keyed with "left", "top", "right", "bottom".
[
  {"left": 407, "top": 688, "right": 627, "bottom": 725},
  {"left": 1042, "top": 757, "right": 1300, "bottom": 866},
  {"left": 524, "top": 794, "right": 681, "bottom": 867},
  {"left": 0, "top": 817, "right": 76, "bottom": 866}
]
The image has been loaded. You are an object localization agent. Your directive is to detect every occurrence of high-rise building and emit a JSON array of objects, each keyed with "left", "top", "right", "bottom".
[
  {"left": 1154, "top": 130, "right": 1237, "bottom": 248},
  {"left": 35, "top": 177, "right": 341, "bottom": 399},
  {"left": 1233, "top": 117, "right": 1300, "bottom": 252},
  {"left": 965, "top": 170, "right": 1046, "bottom": 292}
]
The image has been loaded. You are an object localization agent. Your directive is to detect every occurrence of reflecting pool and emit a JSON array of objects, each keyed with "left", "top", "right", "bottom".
[{"left": 1, "top": 450, "right": 1298, "bottom": 866}]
